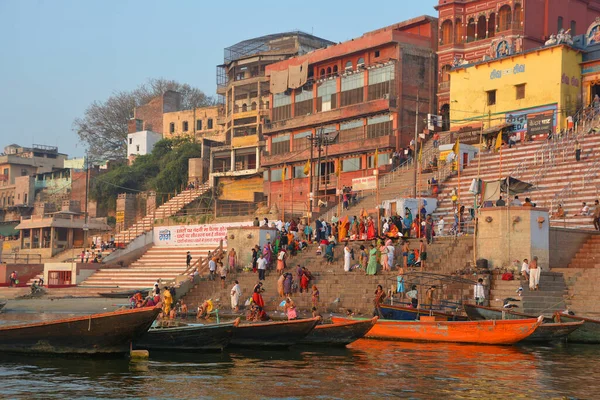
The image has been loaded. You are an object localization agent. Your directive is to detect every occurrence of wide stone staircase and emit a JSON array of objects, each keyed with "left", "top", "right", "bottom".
[
  {"left": 489, "top": 271, "right": 567, "bottom": 316},
  {"left": 183, "top": 236, "right": 474, "bottom": 314},
  {"left": 79, "top": 244, "right": 219, "bottom": 289},
  {"left": 115, "top": 185, "right": 211, "bottom": 247},
  {"left": 433, "top": 132, "right": 600, "bottom": 230},
  {"left": 567, "top": 235, "right": 600, "bottom": 268},
  {"left": 555, "top": 267, "right": 600, "bottom": 318}
]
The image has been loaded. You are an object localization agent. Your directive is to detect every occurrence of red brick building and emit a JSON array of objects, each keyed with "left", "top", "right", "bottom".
[
  {"left": 436, "top": 0, "right": 600, "bottom": 126},
  {"left": 261, "top": 16, "right": 438, "bottom": 215}
]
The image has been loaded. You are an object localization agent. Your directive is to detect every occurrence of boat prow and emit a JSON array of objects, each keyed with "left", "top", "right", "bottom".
[
  {"left": 299, "top": 316, "right": 378, "bottom": 346},
  {"left": 231, "top": 317, "right": 320, "bottom": 348}
]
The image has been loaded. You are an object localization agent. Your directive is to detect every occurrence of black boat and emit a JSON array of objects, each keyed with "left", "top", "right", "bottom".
[
  {"left": 299, "top": 317, "right": 377, "bottom": 346},
  {"left": 99, "top": 289, "right": 151, "bottom": 299},
  {"left": 134, "top": 318, "right": 240, "bottom": 352},
  {"left": 231, "top": 317, "right": 320, "bottom": 348},
  {"left": 0, "top": 307, "right": 160, "bottom": 355}
]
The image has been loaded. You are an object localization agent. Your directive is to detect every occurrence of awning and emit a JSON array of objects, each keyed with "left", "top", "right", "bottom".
[{"left": 0, "top": 223, "right": 18, "bottom": 237}]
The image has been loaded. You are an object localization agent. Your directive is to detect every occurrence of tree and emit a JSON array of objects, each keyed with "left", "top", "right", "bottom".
[{"left": 73, "top": 78, "right": 214, "bottom": 161}]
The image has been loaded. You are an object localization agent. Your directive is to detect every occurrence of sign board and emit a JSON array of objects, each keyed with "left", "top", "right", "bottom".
[
  {"left": 153, "top": 222, "right": 253, "bottom": 247},
  {"left": 116, "top": 211, "right": 124, "bottom": 224},
  {"left": 527, "top": 113, "right": 553, "bottom": 136},
  {"left": 352, "top": 176, "right": 377, "bottom": 191}
]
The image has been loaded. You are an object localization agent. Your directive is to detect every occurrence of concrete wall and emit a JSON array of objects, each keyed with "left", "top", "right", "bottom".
[
  {"left": 477, "top": 207, "right": 550, "bottom": 268},
  {"left": 127, "top": 130, "right": 162, "bottom": 156},
  {"left": 226, "top": 226, "right": 278, "bottom": 269},
  {"left": 549, "top": 227, "right": 595, "bottom": 268},
  {"left": 0, "top": 263, "right": 43, "bottom": 285},
  {"left": 103, "top": 231, "right": 153, "bottom": 267}
]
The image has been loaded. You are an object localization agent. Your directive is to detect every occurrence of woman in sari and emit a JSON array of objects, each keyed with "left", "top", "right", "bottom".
[
  {"left": 252, "top": 282, "right": 265, "bottom": 308},
  {"left": 359, "top": 219, "right": 366, "bottom": 240},
  {"left": 359, "top": 245, "right": 368, "bottom": 270},
  {"left": 283, "top": 273, "right": 293, "bottom": 296},
  {"left": 366, "top": 217, "right": 376, "bottom": 240},
  {"left": 228, "top": 248, "right": 237, "bottom": 271},
  {"left": 379, "top": 242, "right": 389, "bottom": 272},
  {"left": 386, "top": 239, "right": 395, "bottom": 269},
  {"left": 366, "top": 244, "right": 378, "bottom": 275},
  {"left": 162, "top": 287, "right": 173, "bottom": 316},
  {"left": 338, "top": 218, "right": 349, "bottom": 242},
  {"left": 276, "top": 249, "right": 286, "bottom": 275},
  {"left": 325, "top": 242, "right": 335, "bottom": 265},
  {"left": 387, "top": 223, "right": 399, "bottom": 239},
  {"left": 263, "top": 242, "right": 272, "bottom": 269},
  {"left": 277, "top": 274, "right": 285, "bottom": 298},
  {"left": 350, "top": 216, "right": 359, "bottom": 239},
  {"left": 343, "top": 242, "right": 352, "bottom": 272}
]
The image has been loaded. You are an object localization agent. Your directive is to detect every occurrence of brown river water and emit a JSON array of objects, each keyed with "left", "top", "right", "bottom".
[{"left": 0, "top": 312, "right": 598, "bottom": 399}]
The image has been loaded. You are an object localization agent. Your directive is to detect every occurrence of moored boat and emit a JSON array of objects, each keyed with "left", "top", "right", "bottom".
[
  {"left": 380, "top": 304, "right": 467, "bottom": 321},
  {"left": 553, "top": 313, "right": 600, "bottom": 344},
  {"left": 0, "top": 301, "right": 6, "bottom": 312},
  {"left": 0, "top": 307, "right": 160, "bottom": 355},
  {"left": 298, "top": 317, "right": 377, "bottom": 346},
  {"left": 231, "top": 317, "right": 320, "bottom": 348},
  {"left": 134, "top": 318, "right": 240, "bottom": 352},
  {"left": 331, "top": 316, "right": 543, "bottom": 345},
  {"left": 464, "top": 304, "right": 552, "bottom": 322},
  {"left": 99, "top": 289, "right": 151, "bottom": 299},
  {"left": 525, "top": 321, "right": 584, "bottom": 342}
]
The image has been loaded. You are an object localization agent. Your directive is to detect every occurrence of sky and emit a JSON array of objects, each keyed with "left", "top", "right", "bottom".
[{"left": 0, "top": 0, "right": 439, "bottom": 158}]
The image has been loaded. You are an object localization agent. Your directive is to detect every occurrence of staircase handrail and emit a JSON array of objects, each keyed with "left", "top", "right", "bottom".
[
  {"left": 550, "top": 182, "right": 575, "bottom": 215},
  {"left": 583, "top": 162, "right": 600, "bottom": 188}
]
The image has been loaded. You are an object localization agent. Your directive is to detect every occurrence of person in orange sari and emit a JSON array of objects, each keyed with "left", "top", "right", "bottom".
[
  {"left": 338, "top": 216, "right": 349, "bottom": 242},
  {"left": 387, "top": 222, "right": 399, "bottom": 239},
  {"left": 366, "top": 217, "right": 376, "bottom": 240},
  {"left": 359, "top": 219, "right": 366, "bottom": 240}
]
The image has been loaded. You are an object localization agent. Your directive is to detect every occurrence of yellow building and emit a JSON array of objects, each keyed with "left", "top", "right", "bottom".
[
  {"left": 162, "top": 106, "right": 225, "bottom": 142},
  {"left": 449, "top": 44, "right": 582, "bottom": 139}
]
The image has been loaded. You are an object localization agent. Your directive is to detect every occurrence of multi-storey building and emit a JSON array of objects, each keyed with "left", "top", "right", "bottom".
[
  {"left": 209, "top": 32, "right": 333, "bottom": 204},
  {"left": 162, "top": 106, "right": 225, "bottom": 142},
  {"left": 435, "top": 0, "right": 600, "bottom": 127},
  {"left": 261, "top": 16, "right": 438, "bottom": 214}
]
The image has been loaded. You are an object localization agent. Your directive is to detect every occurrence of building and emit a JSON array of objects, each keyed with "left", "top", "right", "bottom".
[
  {"left": 209, "top": 32, "right": 334, "bottom": 204},
  {"left": 261, "top": 17, "right": 438, "bottom": 214},
  {"left": 449, "top": 43, "right": 582, "bottom": 140},
  {"left": 581, "top": 17, "right": 600, "bottom": 105},
  {"left": 162, "top": 106, "right": 225, "bottom": 142},
  {"left": 435, "top": 0, "right": 600, "bottom": 127},
  {"left": 127, "top": 130, "right": 162, "bottom": 158},
  {"left": 128, "top": 91, "right": 182, "bottom": 134}
]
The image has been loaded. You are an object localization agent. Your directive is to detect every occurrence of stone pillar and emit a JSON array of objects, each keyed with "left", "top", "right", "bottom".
[
  {"left": 256, "top": 146, "right": 261, "bottom": 169},
  {"left": 146, "top": 191, "right": 157, "bottom": 215},
  {"left": 116, "top": 193, "right": 136, "bottom": 232},
  {"left": 230, "top": 149, "right": 235, "bottom": 172}
]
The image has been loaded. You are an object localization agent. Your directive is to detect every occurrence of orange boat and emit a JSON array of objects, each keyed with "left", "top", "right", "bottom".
[{"left": 330, "top": 316, "right": 543, "bottom": 345}]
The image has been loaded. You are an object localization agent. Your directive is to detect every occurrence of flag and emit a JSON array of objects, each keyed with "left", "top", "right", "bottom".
[
  {"left": 335, "top": 163, "right": 341, "bottom": 177},
  {"left": 303, "top": 160, "right": 311, "bottom": 175},
  {"left": 374, "top": 149, "right": 379, "bottom": 168},
  {"left": 494, "top": 130, "right": 503, "bottom": 152},
  {"left": 452, "top": 138, "right": 460, "bottom": 155},
  {"left": 282, "top": 166, "right": 286, "bottom": 182}
]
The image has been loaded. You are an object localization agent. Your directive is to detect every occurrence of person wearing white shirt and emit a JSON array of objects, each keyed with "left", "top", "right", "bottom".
[
  {"left": 580, "top": 202, "right": 590, "bottom": 216},
  {"left": 382, "top": 220, "right": 390, "bottom": 235},
  {"left": 257, "top": 254, "right": 267, "bottom": 281},
  {"left": 208, "top": 258, "right": 217, "bottom": 281},
  {"left": 437, "top": 217, "right": 445, "bottom": 237},
  {"left": 474, "top": 278, "right": 486, "bottom": 305},
  {"left": 521, "top": 258, "right": 530, "bottom": 281},
  {"left": 230, "top": 280, "right": 242, "bottom": 312},
  {"left": 511, "top": 196, "right": 522, "bottom": 206}
]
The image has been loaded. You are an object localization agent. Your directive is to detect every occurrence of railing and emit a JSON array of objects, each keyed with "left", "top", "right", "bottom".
[
  {"left": 583, "top": 162, "right": 600, "bottom": 189},
  {"left": 549, "top": 182, "right": 575, "bottom": 216},
  {"left": 2, "top": 253, "right": 42, "bottom": 264}
]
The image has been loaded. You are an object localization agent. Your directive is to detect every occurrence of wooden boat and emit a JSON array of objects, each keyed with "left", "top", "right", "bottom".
[
  {"left": 134, "top": 318, "right": 240, "bottom": 352},
  {"left": 380, "top": 304, "right": 468, "bottom": 321},
  {"left": 231, "top": 317, "right": 320, "bottom": 348},
  {"left": 298, "top": 317, "right": 377, "bottom": 346},
  {"left": 0, "top": 307, "right": 160, "bottom": 355},
  {"left": 464, "top": 304, "right": 585, "bottom": 342},
  {"left": 553, "top": 313, "right": 600, "bottom": 344},
  {"left": 98, "top": 289, "right": 151, "bottom": 299},
  {"left": 331, "top": 316, "right": 543, "bottom": 345},
  {"left": 0, "top": 301, "right": 6, "bottom": 312}
]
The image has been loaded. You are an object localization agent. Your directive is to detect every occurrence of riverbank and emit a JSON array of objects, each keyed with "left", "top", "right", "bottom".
[{"left": 1, "top": 297, "right": 124, "bottom": 314}]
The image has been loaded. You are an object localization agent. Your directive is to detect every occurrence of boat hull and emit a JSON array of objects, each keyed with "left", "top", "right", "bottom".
[
  {"left": 299, "top": 317, "right": 377, "bottom": 346},
  {"left": 331, "top": 316, "right": 543, "bottom": 345},
  {"left": 380, "top": 304, "right": 467, "bottom": 321},
  {"left": 99, "top": 289, "right": 151, "bottom": 299},
  {"left": 231, "top": 317, "right": 320, "bottom": 348},
  {"left": 134, "top": 319, "right": 239, "bottom": 352},
  {"left": 464, "top": 304, "right": 586, "bottom": 342},
  {"left": 555, "top": 314, "right": 600, "bottom": 344},
  {"left": 0, "top": 302, "right": 6, "bottom": 312},
  {"left": 0, "top": 307, "right": 160, "bottom": 355}
]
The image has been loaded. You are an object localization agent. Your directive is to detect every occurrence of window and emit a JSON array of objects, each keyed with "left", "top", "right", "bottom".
[
  {"left": 368, "top": 153, "right": 389, "bottom": 168},
  {"left": 317, "top": 80, "right": 337, "bottom": 112},
  {"left": 515, "top": 84, "right": 525, "bottom": 100},
  {"left": 498, "top": 5, "right": 512, "bottom": 31},
  {"left": 357, "top": 57, "right": 365, "bottom": 67},
  {"left": 24, "top": 193, "right": 27, "bottom": 204},
  {"left": 367, "top": 115, "right": 392, "bottom": 138},
  {"left": 293, "top": 131, "right": 312, "bottom": 151},
  {"left": 320, "top": 68, "right": 325, "bottom": 77},
  {"left": 441, "top": 19, "right": 453, "bottom": 45},
  {"left": 340, "top": 119, "right": 364, "bottom": 142},
  {"left": 342, "top": 157, "right": 361, "bottom": 172},
  {"left": 487, "top": 90, "right": 497, "bottom": 106},
  {"left": 558, "top": 16, "right": 563, "bottom": 32},
  {"left": 570, "top": 20, "right": 576, "bottom": 35},
  {"left": 196, "top": 119, "right": 202, "bottom": 130},
  {"left": 182, "top": 121, "right": 189, "bottom": 132},
  {"left": 368, "top": 64, "right": 394, "bottom": 100},
  {"left": 294, "top": 88, "right": 313, "bottom": 117},
  {"left": 272, "top": 93, "right": 292, "bottom": 121},
  {"left": 136, "top": 145, "right": 140, "bottom": 152},
  {"left": 271, "top": 134, "right": 290, "bottom": 155},
  {"left": 294, "top": 165, "right": 308, "bottom": 178},
  {"left": 270, "top": 168, "right": 283, "bottom": 182},
  {"left": 129, "top": 138, "right": 132, "bottom": 144},
  {"left": 169, "top": 122, "right": 175, "bottom": 133},
  {"left": 207, "top": 119, "right": 213, "bottom": 129},
  {"left": 345, "top": 61, "right": 353, "bottom": 71},
  {"left": 21, "top": 169, "right": 27, "bottom": 176},
  {"left": 340, "top": 72, "right": 364, "bottom": 107},
  {"left": 374, "top": 50, "right": 380, "bottom": 58}
]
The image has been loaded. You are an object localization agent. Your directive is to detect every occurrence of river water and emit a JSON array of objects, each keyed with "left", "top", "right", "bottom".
[{"left": 0, "top": 313, "right": 598, "bottom": 399}]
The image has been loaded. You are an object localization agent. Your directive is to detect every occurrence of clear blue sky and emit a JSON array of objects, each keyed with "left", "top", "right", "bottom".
[{"left": 0, "top": 0, "right": 438, "bottom": 158}]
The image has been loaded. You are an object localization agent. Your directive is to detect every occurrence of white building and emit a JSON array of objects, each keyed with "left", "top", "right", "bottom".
[{"left": 127, "top": 131, "right": 162, "bottom": 158}]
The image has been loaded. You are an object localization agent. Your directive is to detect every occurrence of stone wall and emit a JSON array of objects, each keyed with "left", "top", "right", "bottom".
[
  {"left": 225, "top": 226, "right": 278, "bottom": 269},
  {"left": 549, "top": 227, "right": 594, "bottom": 269}
]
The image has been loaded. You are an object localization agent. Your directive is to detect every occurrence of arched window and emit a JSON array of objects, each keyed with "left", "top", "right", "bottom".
[
  {"left": 498, "top": 5, "right": 512, "bottom": 31},
  {"left": 320, "top": 68, "right": 325, "bottom": 77},
  {"left": 333, "top": 65, "right": 338, "bottom": 74},
  {"left": 182, "top": 121, "right": 189, "bottom": 132},
  {"left": 326, "top": 67, "right": 332, "bottom": 75},
  {"left": 242, "top": 103, "right": 247, "bottom": 112},
  {"left": 441, "top": 19, "right": 453, "bottom": 44},
  {"left": 488, "top": 13, "right": 496, "bottom": 38},
  {"left": 467, "top": 18, "right": 476, "bottom": 42},
  {"left": 345, "top": 61, "right": 353, "bottom": 71},
  {"left": 357, "top": 57, "right": 365, "bottom": 67},
  {"left": 514, "top": 4, "right": 522, "bottom": 28},
  {"left": 571, "top": 20, "right": 577, "bottom": 35},
  {"left": 440, "top": 104, "right": 450, "bottom": 131},
  {"left": 169, "top": 122, "right": 175, "bottom": 133},
  {"left": 251, "top": 102, "right": 257, "bottom": 111},
  {"left": 455, "top": 19, "right": 462, "bottom": 44},
  {"left": 557, "top": 16, "right": 563, "bottom": 32},
  {"left": 441, "top": 65, "right": 452, "bottom": 83},
  {"left": 477, "top": 15, "right": 487, "bottom": 39}
]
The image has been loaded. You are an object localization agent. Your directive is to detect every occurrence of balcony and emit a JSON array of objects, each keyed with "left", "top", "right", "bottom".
[
  {"left": 438, "top": 81, "right": 450, "bottom": 91},
  {"left": 263, "top": 97, "right": 395, "bottom": 135},
  {"left": 261, "top": 133, "right": 396, "bottom": 167}
]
